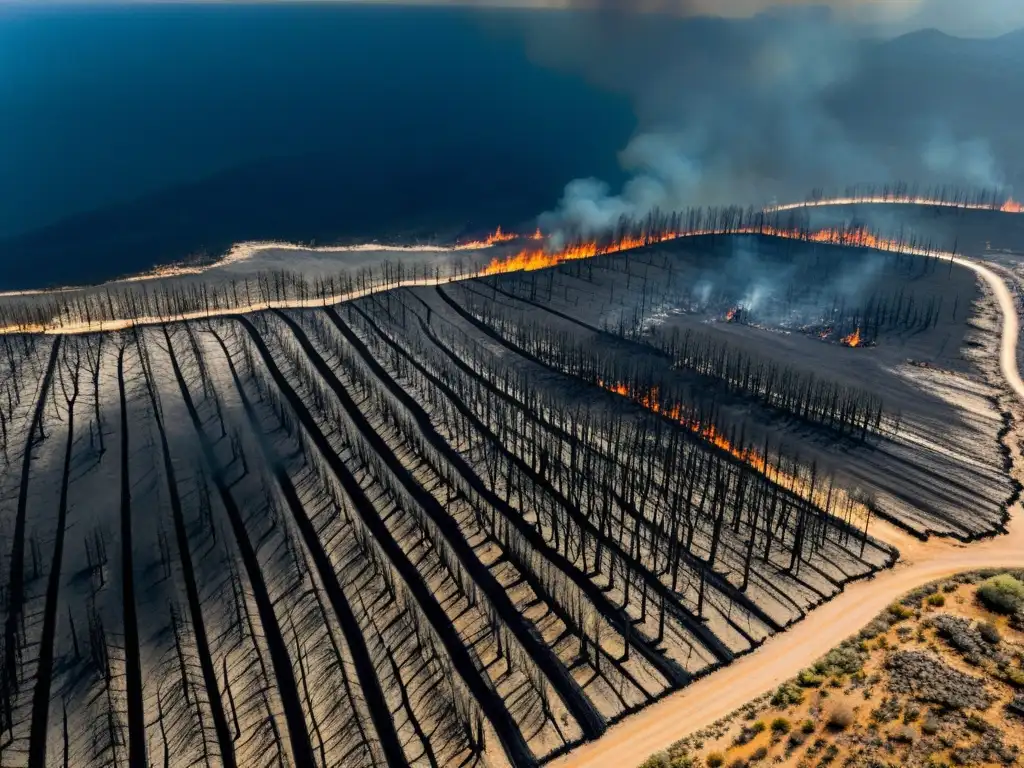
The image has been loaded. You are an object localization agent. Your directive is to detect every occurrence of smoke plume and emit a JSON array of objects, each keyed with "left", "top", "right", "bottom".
[{"left": 515, "top": 3, "right": 1021, "bottom": 240}]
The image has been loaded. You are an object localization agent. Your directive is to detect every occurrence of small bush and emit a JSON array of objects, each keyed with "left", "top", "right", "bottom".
[
  {"left": 921, "top": 716, "right": 940, "bottom": 735},
  {"left": 750, "top": 746, "right": 769, "bottom": 762},
  {"left": 818, "top": 645, "right": 865, "bottom": 676},
  {"left": 770, "top": 717, "right": 792, "bottom": 735},
  {"left": 942, "top": 582, "right": 958, "bottom": 593},
  {"left": 979, "top": 622, "right": 1001, "bottom": 644},
  {"left": 788, "top": 730, "right": 808, "bottom": 749},
  {"left": 751, "top": 720, "right": 766, "bottom": 734},
  {"left": 977, "top": 575, "right": 1024, "bottom": 615},
  {"left": 965, "top": 713, "right": 989, "bottom": 734},
  {"left": 639, "top": 753, "right": 670, "bottom": 768},
  {"left": 801, "top": 719, "right": 815, "bottom": 734},
  {"left": 727, "top": 759, "right": 747, "bottom": 768},
  {"left": 770, "top": 682, "right": 804, "bottom": 707},
  {"left": 889, "top": 603, "right": 914, "bottom": 621},
  {"left": 891, "top": 725, "right": 917, "bottom": 743},
  {"left": 927, "top": 594, "right": 946, "bottom": 607},
  {"left": 797, "top": 668, "right": 824, "bottom": 687},
  {"left": 1004, "top": 667, "right": 1024, "bottom": 688},
  {"left": 707, "top": 753, "right": 725, "bottom": 768},
  {"left": 827, "top": 704, "right": 856, "bottom": 731}
]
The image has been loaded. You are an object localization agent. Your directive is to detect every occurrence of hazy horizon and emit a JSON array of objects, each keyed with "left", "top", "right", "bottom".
[
  {"left": 5, "top": 0, "right": 1024, "bottom": 39},
  {"left": 2, "top": 0, "right": 1023, "bottom": 289}
]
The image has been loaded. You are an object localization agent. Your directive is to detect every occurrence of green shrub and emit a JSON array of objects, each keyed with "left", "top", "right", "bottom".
[
  {"left": 770, "top": 717, "right": 792, "bottom": 735},
  {"left": 801, "top": 719, "right": 815, "bottom": 734},
  {"left": 750, "top": 746, "right": 769, "bottom": 762},
  {"left": 815, "top": 644, "right": 864, "bottom": 676},
  {"left": 977, "top": 575, "right": 1024, "bottom": 615},
  {"left": 927, "top": 594, "right": 946, "bottom": 607},
  {"left": 797, "top": 668, "right": 824, "bottom": 687},
  {"left": 770, "top": 682, "right": 804, "bottom": 707},
  {"left": 639, "top": 753, "right": 670, "bottom": 768},
  {"left": 751, "top": 720, "right": 766, "bottom": 734},
  {"left": 707, "top": 753, "right": 725, "bottom": 768},
  {"left": 889, "top": 603, "right": 914, "bottom": 621},
  {"left": 966, "top": 714, "right": 989, "bottom": 734},
  {"left": 1004, "top": 667, "right": 1024, "bottom": 688}
]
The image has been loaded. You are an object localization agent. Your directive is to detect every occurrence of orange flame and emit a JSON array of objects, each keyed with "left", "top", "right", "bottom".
[
  {"left": 458, "top": 226, "right": 519, "bottom": 249},
  {"left": 531, "top": 227, "right": 544, "bottom": 241},
  {"left": 487, "top": 226, "right": 516, "bottom": 245},
  {"left": 478, "top": 219, "right": 924, "bottom": 277},
  {"left": 841, "top": 328, "right": 862, "bottom": 347},
  {"left": 725, "top": 307, "right": 738, "bottom": 322},
  {"left": 597, "top": 378, "right": 872, "bottom": 526},
  {"left": 482, "top": 230, "right": 681, "bottom": 275},
  {"left": 598, "top": 379, "right": 769, "bottom": 474},
  {"left": 1002, "top": 197, "right": 1024, "bottom": 214}
]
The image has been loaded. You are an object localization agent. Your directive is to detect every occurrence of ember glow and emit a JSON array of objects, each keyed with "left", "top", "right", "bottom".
[
  {"left": 841, "top": 328, "right": 863, "bottom": 347},
  {"left": 1002, "top": 198, "right": 1024, "bottom": 214}
]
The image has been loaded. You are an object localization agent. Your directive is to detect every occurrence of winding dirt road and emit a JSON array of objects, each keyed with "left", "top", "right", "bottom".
[{"left": 553, "top": 252, "right": 1024, "bottom": 768}]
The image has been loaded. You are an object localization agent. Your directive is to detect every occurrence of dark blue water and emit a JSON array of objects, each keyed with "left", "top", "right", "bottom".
[{"left": 0, "top": 3, "right": 634, "bottom": 289}]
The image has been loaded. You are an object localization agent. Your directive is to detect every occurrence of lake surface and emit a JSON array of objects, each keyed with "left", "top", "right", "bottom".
[{"left": 0, "top": 3, "right": 634, "bottom": 289}]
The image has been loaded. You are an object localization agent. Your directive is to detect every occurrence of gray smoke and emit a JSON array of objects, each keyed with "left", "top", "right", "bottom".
[{"left": 516, "top": 3, "right": 1019, "bottom": 240}]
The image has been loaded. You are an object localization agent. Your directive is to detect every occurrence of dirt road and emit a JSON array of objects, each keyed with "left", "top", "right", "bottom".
[{"left": 552, "top": 248, "right": 1024, "bottom": 768}]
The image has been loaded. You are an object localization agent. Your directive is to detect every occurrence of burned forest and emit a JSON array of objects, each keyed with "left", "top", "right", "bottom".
[{"left": 0, "top": 217, "right": 1017, "bottom": 767}]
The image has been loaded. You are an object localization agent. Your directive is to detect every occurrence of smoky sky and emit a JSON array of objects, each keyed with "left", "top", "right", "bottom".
[
  {"left": 491, "top": 1, "right": 1024, "bottom": 239},
  {"left": 15, "top": 1, "right": 1024, "bottom": 37}
]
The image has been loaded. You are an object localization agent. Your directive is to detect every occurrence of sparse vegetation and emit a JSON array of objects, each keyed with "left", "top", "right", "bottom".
[
  {"left": 977, "top": 575, "right": 1024, "bottom": 615},
  {"left": 637, "top": 573, "right": 1024, "bottom": 768}
]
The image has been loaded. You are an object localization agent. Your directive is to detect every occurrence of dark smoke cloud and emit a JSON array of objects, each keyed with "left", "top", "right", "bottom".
[{"left": 509, "top": 2, "right": 1023, "bottom": 240}]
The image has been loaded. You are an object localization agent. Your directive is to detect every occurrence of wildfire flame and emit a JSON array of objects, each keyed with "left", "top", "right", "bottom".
[
  {"left": 1002, "top": 197, "right": 1024, "bottom": 214},
  {"left": 487, "top": 226, "right": 516, "bottom": 245},
  {"left": 480, "top": 221, "right": 951, "bottom": 279},
  {"left": 458, "top": 226, "right": 520, "bottom": 249},
  {"left": 598, "top": 379, "right": 770, "bottom": 472},
  {"left": 726, "top": 307, "right": 739, "bottom": 322},
  {"left": 841, "top": 328, "right": 863, "bottom": 347},
  {"left": 598, "top": 378, "right": 873, "bottom": 529},
  {"left": 481, "top": 231, "right": 682, "bottom": 275}
]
